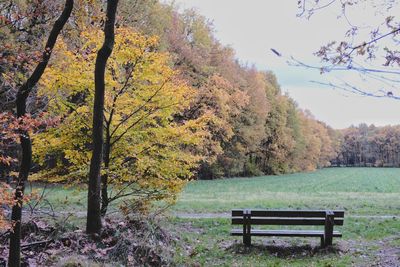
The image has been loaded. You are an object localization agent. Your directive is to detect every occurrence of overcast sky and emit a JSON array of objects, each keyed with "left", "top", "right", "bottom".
[{"left": 170, "top": 0, "right": 400, "bottom": 129}]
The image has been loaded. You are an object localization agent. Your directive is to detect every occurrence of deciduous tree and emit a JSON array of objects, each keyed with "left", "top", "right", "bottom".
[
  {"left": 33, "top": 27, "right": 208, "bottom": 216},
  {"left": 3, "top": 0, "right": 73, "bottom": 265}
]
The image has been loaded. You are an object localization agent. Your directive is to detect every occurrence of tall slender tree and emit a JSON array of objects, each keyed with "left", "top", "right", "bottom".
[
  {"left": 8, "top": 1, "right": 74, "bottom": 266},
  {"left": 86, "top": 0, "right": 119, "bottom": 235}
]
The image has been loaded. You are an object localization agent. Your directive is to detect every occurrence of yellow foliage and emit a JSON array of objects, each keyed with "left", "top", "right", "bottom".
[{"left": 33, "top": 27, "right": 208, "bottom": 205}]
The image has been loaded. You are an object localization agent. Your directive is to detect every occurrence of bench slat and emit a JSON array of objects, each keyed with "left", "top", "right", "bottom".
[
  {"left": 232, "top": 217, "right": 344, "bottom": 226},
  {"left": 230, "top": 229, "right": 342, "bottom": 237},
  {"left": 232, "top": 209, "right": 345, "bottom": 218}
]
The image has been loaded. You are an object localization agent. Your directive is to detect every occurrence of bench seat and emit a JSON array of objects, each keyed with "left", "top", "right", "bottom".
[{"left": 231, "top": 229, "right": 342, "bottom": 237}]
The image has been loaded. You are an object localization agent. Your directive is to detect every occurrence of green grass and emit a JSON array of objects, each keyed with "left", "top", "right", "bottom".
[
  {"left": 173, "top": 167, "right": 400, "bottom": 215},
  {"left": 168, "top": 168, "right": 400, "bottom": 266},
  {"left": 30, "top": 167, "right": 400, "bottom": 216},
  {"left": 26, "top": 168, "right": 400, "bottom": 266},
  {"left": 170, "top": 216, "right": 400, "bottom": 267}
]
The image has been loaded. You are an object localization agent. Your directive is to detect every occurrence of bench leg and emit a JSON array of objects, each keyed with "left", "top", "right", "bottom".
[
  {"left": 324, "top": 211, "right": 334, "bottom": 247},
  {"left": 243, "top": 223, "right": 251, "bottom": 246},
  {"left": 320, "top": 236, "right": 325, "bottom": 247},
  {"left": 243, "top": 232, "right": 251, "bottom": 246},
  {"left": 242, "top": 222, "right": 247, "bottom": 245},
  {"left": 243, "top": 210, "right": 251, "bottom": 247}
]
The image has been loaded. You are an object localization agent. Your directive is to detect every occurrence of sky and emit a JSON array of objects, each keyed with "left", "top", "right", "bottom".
[{"left": 170, "top": 0, "right": 400, "bottom": 129}]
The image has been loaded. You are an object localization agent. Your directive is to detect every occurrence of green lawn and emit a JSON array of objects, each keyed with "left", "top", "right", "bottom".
[
  {"left": 170, "top": 216, "right": 400, "bottom": 267},
  {"left": 173, "top": 167, "right": 400, "bottom": 216},
  {"left": 169, "top": 168, "right": 400, "bottom": 266},
  {"left": 34, "top": 167, "right": 400, "bottom": 216},
  {"left": 27, "top": 168, "right": 400, "bottom": 266}
]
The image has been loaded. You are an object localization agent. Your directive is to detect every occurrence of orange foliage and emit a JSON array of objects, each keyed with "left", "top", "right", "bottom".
[{"left": 0, "top": 183, "right": 14, "bottom": 230}]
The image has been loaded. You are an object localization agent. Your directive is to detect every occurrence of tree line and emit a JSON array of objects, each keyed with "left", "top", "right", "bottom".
[
  {"left": 0, "top": 0, "right": 339, "bottom": 186},
  {"left": 332, "top": 124, "right": 400, "bottom": 167},
  {"left": 113, "top": 0, "right": 339, "bottom": 178}
]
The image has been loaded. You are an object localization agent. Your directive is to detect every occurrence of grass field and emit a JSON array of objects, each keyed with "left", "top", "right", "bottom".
[
  {"left": 28, "top": 167, "right": 400, "bottom": 266},
  {"left": 169, "top": 167, "right": 400, "bottom": 266},
  {"left": 173, "top": 167, "right": 400, "bottom": 215}
]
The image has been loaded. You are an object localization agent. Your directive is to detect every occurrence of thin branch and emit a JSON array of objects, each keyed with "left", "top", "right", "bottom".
[
  {"left": 297, "top": 0, "right": 337, "bottom": 18},
  {"left": 289, "top": 57, "right": 400, "bottom": 75},
  {"left": 111, "top": 102, "right": 179, "bottom": 146},
  {"left": 346, "top": 27, "right": 400, "bottom": 57},
  {"left": 310, "top": 80, "right": 400, "bottom": 100},
  {"left": 110, "top": 79, "right": 170, "bottom": 138},
  {"left": 21, "top": 239, "right": 54, "bottom": 250},
  {"left": 104, "top": 59, "right": 141, "bottom": 126}
]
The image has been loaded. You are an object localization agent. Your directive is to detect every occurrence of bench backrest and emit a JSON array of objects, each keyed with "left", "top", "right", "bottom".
[{"left": 231, "top": 209, "right": 345, "bottom": 226}]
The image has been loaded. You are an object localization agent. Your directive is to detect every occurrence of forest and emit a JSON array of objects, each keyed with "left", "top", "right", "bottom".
[
  {"left": 0, "top": 0, "right": 399, "bottom": 266},
  {"left": 333, "top": 124, "right": 400, "bottom": 167}
]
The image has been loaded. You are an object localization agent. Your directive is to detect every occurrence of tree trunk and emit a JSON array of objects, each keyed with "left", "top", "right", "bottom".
[
  {"left": 86, "top": 0, "right": 119, "bottom": 235},
  {"left": 101, "top": 133, "right": 111, "bottom": 216},
  {"left": 8, "top": 132, "right": 31, "bottom": 267},
  {"left": 8, "top": 1, "right": 73, "bottom": 266}
]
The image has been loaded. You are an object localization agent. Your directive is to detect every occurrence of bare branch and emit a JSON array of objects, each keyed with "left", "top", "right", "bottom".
[{"left": 310, "top": 80, "right": 400, "bottom": 100}]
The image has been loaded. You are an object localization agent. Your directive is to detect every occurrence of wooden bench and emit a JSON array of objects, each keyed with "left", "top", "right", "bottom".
[{"left": 231, "top": 209, "right": 344, "bottom": 247}]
